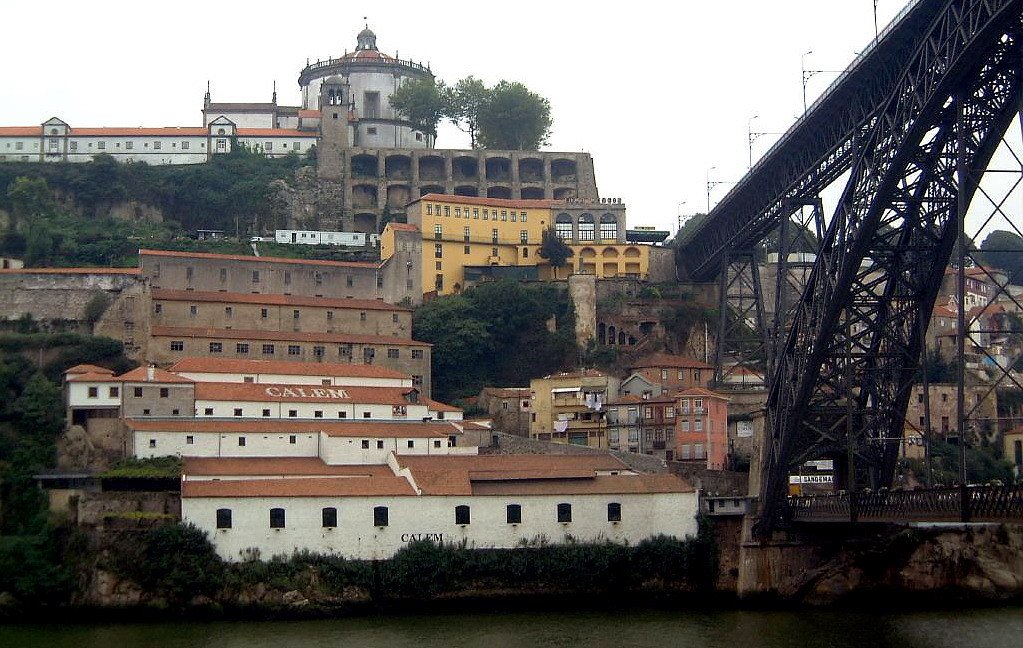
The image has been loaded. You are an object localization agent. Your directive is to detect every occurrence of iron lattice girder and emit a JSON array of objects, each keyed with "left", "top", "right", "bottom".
[
  {"left": 759, "top": 1, "right": 1023, "bottom": 534},
  {"left": 678, "top": 0, "right": 1016, "bottom": 281}
]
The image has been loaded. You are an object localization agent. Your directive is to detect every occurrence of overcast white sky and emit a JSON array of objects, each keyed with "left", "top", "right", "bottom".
[{"left": 2, "top": 0, "right": 912, "bottom": 233}]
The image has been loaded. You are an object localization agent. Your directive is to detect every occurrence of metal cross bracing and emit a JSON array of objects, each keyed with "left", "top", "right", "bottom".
[
  {"left": 713, "top": 251, "right": 769, "bottom": 390},
  {"left": 757, "top": 0, "right": 1023, "bottom": 535}
]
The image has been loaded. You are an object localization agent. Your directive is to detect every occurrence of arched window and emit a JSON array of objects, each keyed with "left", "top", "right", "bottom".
[
  {"left": 557, "top": 502, "right": 573, "bottom": 523},
  {"left": 455, "top": 504, "right": 471, "bottom": 525},
  {"left": 216, "top": 508, "right": 232, "bottom": 529},
  {"left": 373, "top": 505, "right": 389, "bottom": 527},
  {"left": 269, "top": 507, "right": 286, "bottom": 529},
  {"left": 322, "top": 507, "right": 338, "bottom": 528},
  {"left": 578, "top": 214, "right": 595, "bottom": 242},
  {"left": 599, "top": 214, "right": 618, "bottom": 241},
  {"left": 555, "top": 213, "right": 573, "bottom": 241}
]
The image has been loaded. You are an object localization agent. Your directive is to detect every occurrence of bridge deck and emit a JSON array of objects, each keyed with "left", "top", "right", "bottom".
[{"left": 790, "top": 484, "right": 1023, "bottom": 524}]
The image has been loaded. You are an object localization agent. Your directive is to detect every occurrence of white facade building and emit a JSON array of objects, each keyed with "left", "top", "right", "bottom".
[
  {"left": 181, "top": 453, "right": 698, "bottom": 561},
  {"left": 130, "top": 418, "right": 468, "bottom": 462},
  {"left": 0, "top": 117, "right": 317, "bottom": 165},
  {"left": 298, "top": 27, "right": 434, "bottom": 149},
  {"left": 274, "top": 230, "right": 379, "bottom": 247},
  {"left": 167, "top": 357, "right": 412, "bottom": 388}
]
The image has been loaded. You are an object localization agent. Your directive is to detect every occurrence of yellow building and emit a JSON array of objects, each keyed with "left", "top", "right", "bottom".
[
  {"left": 529, "top": 370, "right": 620, "bottom": 449},
  {"left": 381, "top": 194, "right": 650, "bottom": 296}
]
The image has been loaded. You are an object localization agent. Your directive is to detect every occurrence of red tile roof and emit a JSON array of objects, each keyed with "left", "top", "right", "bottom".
[
  {"left": 414, "top": 193, "right": 560, "bottom": 209},
  {"left": 70, "top": 127, "right": 209, "bottom": 137},
  {"left": 193, "top": 382, "right": 416, "bottom": 405},
  {"left": 0, "top": 126, "right": 42, "bottom": 136},
  {"left": 182, "top": 476, "right": 415, "bottom": 498},
  {"left": 139, "top": 249, "right": 379, "bottom": 269},
  {"left": 183, "top": 457, "right": 392, "bottom": 477},
  {"left": 677, "top": 387, "right": 730, "bottom": 399},
  {"left": 392, "top": 454, "right": 690, "bottom": 496},
  {"left": 115, "top": 367, "right": 194, "bottom": 384},
  {"left": 151, "top": 289, "right": 411, "bottom": 312},
  {"left": 471, "top": 474, "right": 693, "bottom": 496},
  {"left": 169, "top": 357, "right": 409, "bottom": 379},
  {"left": 385, "top": 223, "right": 419, "bottom": 232},
  {"left": 423, "top": 397, "right": 462, "bottom": 413},
  {"left": 66, "top": 364, "right": 115, "bottom": 376},
  {"left": 66, "top": 372, "right": 121, "bottom": 383},
  {"left": 150, "top": 325, "right": 430, "bottom": 347},
  {"left": 298, "top": 109, "right": 320, "bottom": 118},
  {"left": 126, "top": 418, "right": 453, "bottom": 438}
]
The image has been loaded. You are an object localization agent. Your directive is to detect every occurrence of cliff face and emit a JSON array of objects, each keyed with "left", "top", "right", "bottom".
[{"left": 796, "top": 525, "right": 1023, "bottom": 605}]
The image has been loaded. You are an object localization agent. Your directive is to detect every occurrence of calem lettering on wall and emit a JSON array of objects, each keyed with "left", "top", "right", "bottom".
[
  {"left": 400, "top": 532, "right": 444, "bottom": 543},
  {"left": 264, "top": 386, "right": 351, "bottom": 399}
]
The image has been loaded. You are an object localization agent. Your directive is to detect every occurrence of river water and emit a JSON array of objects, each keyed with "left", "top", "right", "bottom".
[{"left": 3, "top": 607, "right": 1023, "bottom": 648}]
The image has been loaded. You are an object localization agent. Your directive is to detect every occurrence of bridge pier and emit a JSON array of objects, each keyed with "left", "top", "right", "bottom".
[{"left": 736, "top": 516, "right": 820, "bottom": 599}]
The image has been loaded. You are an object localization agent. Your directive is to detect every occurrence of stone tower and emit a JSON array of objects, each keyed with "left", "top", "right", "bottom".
[{"left": 317, "top": 75, "right": 351, "bottom": 180}]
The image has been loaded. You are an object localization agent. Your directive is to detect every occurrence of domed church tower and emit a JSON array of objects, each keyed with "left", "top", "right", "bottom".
[{"left": 299, "top": 26, "right": 434, "bottom": 149}]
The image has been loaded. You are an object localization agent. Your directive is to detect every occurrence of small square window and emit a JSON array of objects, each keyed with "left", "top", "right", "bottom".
[
  {"left": 159, "top": 387, "right": 169, "bottom": 398},
  {"left": 362, "top": 439, "right": 370, "bottom": 449},
  {"left": 109, "top": 386, "right": 119, "bottom": 398},
  {"left": 88, "top": 386, "right": 98, "bottom": 398},
  {"left": 377, "top": 440, "right": 384, "bottom": 449},
  {"left": 407, "top": 440, "right": 415, "bottom": 449},
  {"left": 373, "top": 506, "right": 389, "bottom": 527},
  {"left": 148, "top": 439, "right": 156, "bottom": 448},
  {"left": 233, "top": 408, "right": 243, "bottom": 417},
  {"left": 204, "top": 407, "right": 214, "bottom": 415},
  {"left": 288, "top": 409, "right": 298, "bottom": 418},
  {"left": 186, "top": 435, "right": 194, "bottom": 445},
  {"left": 238, "top": 436, "right": 246, "bottom": 447},
  {"left": 262, "top": 409, "right": 271, "bottom": 417}
]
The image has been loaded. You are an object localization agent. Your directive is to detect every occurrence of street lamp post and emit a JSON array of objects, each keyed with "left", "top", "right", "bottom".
[
  {"left": 706, "top": 166, "right": 717, "bottom": 213},
  {"left": 801, "top": 50, "right": 843, "bottom": 113},
  {"left": 747, "top": 115, "right": 759, "bottom": 169}
]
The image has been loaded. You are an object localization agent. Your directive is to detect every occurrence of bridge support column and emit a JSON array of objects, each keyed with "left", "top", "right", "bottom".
[{"left": 736, "top": 516, "right": 819, "bottom": 599}]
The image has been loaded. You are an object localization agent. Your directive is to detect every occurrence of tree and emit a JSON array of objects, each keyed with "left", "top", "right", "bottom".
[
  {"left": 444, "top": 76, "right": 489, "bottom": 149},
  {"left": 6, "top": 176, "right": 55, "bottom": 226},
  {"left": 978, "top": 230, "right": 1023, "bottom": 283},
  {"left": 389, "top": 77, "right": 447, "bottom": 139},
  {"left": 538, "top": 226, "right": 574, "bottom": 278},
  {"left": 477, "top": 81, "right": 553, "bottom": 150}
]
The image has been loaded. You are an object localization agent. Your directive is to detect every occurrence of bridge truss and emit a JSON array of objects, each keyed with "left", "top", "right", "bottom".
[{"left": 678, "top": 0, "right": 1023, "bottom": 535}]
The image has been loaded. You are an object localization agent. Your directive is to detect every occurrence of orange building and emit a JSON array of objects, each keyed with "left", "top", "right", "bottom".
[{"left": 675, "top": 388, "right": 730, "bottom": 470}]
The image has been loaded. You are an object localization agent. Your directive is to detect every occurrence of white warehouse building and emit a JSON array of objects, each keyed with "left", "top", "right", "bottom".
[{"left": 181, "top": 453, "right": 698, "bottom": 561}]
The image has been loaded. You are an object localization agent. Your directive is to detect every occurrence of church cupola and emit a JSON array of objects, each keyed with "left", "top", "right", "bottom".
[{"left": 356, "top": 25, "right": 377, "bottom": 51}]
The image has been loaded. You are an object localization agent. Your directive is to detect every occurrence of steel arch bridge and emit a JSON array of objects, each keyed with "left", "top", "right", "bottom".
[{"left": 676, "top": 0, "right": 1023, "bottom": 536}]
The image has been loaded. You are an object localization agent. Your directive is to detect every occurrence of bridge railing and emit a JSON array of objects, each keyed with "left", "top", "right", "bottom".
[{"left": 789, "top": 484, "right": 1023, "bottom": 523}]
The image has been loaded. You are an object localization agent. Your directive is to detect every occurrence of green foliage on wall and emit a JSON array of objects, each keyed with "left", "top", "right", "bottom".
[{"left": 0, "top": 149, "right": 313, "bottom": 267}]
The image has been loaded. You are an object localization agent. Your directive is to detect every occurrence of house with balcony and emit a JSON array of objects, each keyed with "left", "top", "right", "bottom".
[{"left": 529, "top": 370, "right": 619, "bottom": 449}]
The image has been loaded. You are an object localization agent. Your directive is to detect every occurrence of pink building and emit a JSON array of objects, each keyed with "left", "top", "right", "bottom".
[{"left": 675, "top": 388, "right": 730, "bottom": 470}]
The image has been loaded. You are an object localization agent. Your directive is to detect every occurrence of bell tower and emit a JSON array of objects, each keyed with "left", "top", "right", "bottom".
[{"left": 317, "top": 75, "right": 351, "bottom": 179}]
